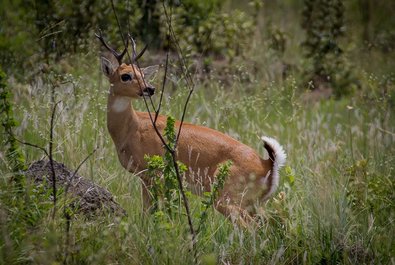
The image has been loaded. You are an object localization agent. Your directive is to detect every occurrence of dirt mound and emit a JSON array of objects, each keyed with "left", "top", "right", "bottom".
[{"left": 25, "top": 159, "right": 126, "bottom": 217}]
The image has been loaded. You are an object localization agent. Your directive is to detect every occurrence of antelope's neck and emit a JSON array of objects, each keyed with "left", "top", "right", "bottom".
[{"left": 107, "top": 94, "right": 138, "bottom": 143}]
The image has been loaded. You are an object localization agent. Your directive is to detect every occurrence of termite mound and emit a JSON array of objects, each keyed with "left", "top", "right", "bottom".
[{"left": 25, "top": 159, "right": 126, "bottom": 217}]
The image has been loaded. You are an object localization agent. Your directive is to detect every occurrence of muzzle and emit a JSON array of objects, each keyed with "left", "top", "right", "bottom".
[{"left": 142, "top": 86, "right": 155, "bottom": 97}]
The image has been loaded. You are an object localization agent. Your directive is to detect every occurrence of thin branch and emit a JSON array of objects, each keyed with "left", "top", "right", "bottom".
[
  {"left": 63, "top": 148, "right": 96, "bottom": 265},
  {"left": 161, "top": 2, "right": 196, "bottom": 148},
  {"left": 127, "top": 0, "right": 159, "bottom": 115},
  {"left": 162, "top": 1, "right": 194, "bottom": 88},
  {"left": 126, "top": 33, "right": 172, "bottom": 150},
  {"left": 175, "top": 88, "right": 194, "bottom": 148},
  {"left": 14, "top": 137, "right": 49, "bottom": 157},
  {"left": 127, "top": 33, "right": 158, "bottom": 115},
  {"left": 162, "top": 6, "right": 198, "bottom": 257},
  {"left": 171, "top": 150, "right": 197, "bottom": 246},
  {"left": 377, "top": 126, "right": 395, "bottom": 136},
  {"left": 64, "top": 148, "right": 97, "bottom": 195},
  {"left": 160, "top": 1, "right": 198, "bottom": 253},
  {"left": 49, "top": 100, "right": 61, "bottom": 220},
  {"left": 155, "top": 50, "right": 170, "bottom": 124},
  {"left": 110, "top": 0, "right": 128, "bottom": 53},
  {"left": 154, "top": 3, "right": 172, "bottom": 124}
]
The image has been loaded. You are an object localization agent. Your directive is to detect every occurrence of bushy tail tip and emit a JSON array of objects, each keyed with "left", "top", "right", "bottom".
[
  {"left": 261, "top": 136, "right": 286, "bottom": 168},
  {"left": 261, "top": 136, "right": 287, "bottom": 201}
]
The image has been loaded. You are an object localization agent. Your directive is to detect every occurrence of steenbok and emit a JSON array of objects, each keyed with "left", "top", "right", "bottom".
[{"left": 97, "top": 32, "right": 286, "bottom": 225}]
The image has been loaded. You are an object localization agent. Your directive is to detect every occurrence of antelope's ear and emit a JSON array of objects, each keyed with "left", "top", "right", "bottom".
[
  {"left": 142, "top": 65, "right": 159, "bottom": 80},
  {"left": 100, "top": 56, "right": 116, "bottom": 77}
]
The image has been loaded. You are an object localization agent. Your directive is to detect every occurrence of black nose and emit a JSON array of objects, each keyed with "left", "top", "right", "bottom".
[{"left": 146, "top": 86, "right": 155, "bottom": 96}]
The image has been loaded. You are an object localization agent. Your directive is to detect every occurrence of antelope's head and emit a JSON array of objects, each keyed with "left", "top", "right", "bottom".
[{"left": 97, "top": 31, "right": 158, "bottom": 98}]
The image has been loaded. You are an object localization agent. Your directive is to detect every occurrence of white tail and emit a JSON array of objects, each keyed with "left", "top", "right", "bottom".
[{"left": 261, "top": 136, "right": 287, "bottom": 201}]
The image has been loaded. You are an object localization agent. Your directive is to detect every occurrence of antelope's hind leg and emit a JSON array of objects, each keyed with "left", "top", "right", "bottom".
[
  {"left": 215, "top": 203, "right": 258, "bottom": 228},
  {"left": 213, "top": 165, "right": 260, "bottom": 228}
]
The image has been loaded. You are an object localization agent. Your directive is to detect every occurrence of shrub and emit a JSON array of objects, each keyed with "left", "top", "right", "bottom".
[{"left": 301, "top": 0, "right": 356, "bottom": 97}]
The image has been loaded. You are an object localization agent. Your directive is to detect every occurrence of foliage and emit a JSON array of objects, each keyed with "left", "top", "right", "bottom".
[
  {"left": 0, "top": 66, "right": 26, "bottom": 175},
  {"left": 301, "top": 0, "right": 356, "bottom": 97},
  {"left": 0, "top": 0, "right": 256, "bottom": 75},
  {"left": 0, "top": 0, "right": 37, "bottom": 75},
  {"left": 346, "top": 159, "right": 395, "bottom": 226},
  {"left": 197, "top": 160, "right": 231, "bottom": 234},
  {"left": 0, "top": 0, "right": 142, "bottom": 74},
  {"left": 145, "top": 116, "right": 232, "bottom": 236},
  {"left": 145, "top": 116, "right": 187, "bottom": 218},
  {"left": 158, "top": 2, "right": 255, "bottom": 61}
]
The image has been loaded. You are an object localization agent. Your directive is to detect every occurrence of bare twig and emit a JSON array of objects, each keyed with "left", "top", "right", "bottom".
[
  {"left": 170, "top": 150, "right": 196, "bottom": 238},
  {"left": 14, "top": 137, "right": 49, "bottom": 157},
  {"left": 155, "top": 52, "right": 169, "bottom": 124},
  {"left": 154, "top": 9, "right": 171, "bottom": 125},
  {"left": 377, "top": 126, "right": 395, "bottom": 136},
  {"left": 127, "top": 33, "right": 158, "bottom": 114},
  {"left": 175, "top": 88, "right": 194, "bottom": 147},
  {"left": 161, "top": 1, "right": 194, "bottom": 88},
  {"left": 161, "top": 7, "right": 197, "bottom": 260},
  {"left": 49, "top": 100, "right": 61, "bottom": 220},
  {"left": 63, "top": 148, "right": 96, "bottom": 265},
  {"left": 161, "top": 2, "right": 196, "bottom": 147},
  {"left": 64, "top": 148, "right": 97, "bottom": 195}
]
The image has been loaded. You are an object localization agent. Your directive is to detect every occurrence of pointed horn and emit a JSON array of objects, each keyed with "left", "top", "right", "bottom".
[
  {"left": 95, "top": 30, "right": 128, "bottom": 64},
  {"left": 128, "top": 34, "right": 147, "bottom": 62},
  {"left": 134, "top": 44, "right": 148, "bottom": 62},
  {"left": 119, "top": 38, "right": 129, "bottom": 61},
  {"left": 128, "top": 33, "right": 137, "bottom": 61}
]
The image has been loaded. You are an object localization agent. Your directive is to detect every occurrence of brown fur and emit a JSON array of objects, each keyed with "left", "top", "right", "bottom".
[{"left": 102, "top": 59, "right": 277, "bottom": 224}]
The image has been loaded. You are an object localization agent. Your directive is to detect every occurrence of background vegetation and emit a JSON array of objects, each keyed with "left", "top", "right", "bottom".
[{"left": 1, "top": 0, "right": 394, "bottom": 264}]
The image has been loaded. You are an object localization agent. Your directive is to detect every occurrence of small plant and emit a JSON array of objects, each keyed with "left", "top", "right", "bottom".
[
  {"left": 145, "top": 116, "right": 187, "bottom": 217},
  {"left": 197, "top": 160, "right": 231, "bottom": 234},
  {"left": 346, "top": 159, "right": 395, "bottom": 226},
  {"left": 145, "top": 115, "right": 232, "bottom": 234}
]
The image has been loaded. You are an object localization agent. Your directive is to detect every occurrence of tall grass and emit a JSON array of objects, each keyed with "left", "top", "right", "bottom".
[{"left": 0, "top": 51, "right": 394, "bottom": 264}]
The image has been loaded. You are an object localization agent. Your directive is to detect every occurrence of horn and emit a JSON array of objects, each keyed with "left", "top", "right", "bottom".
[
  {"left": 128, "top": 33, "right": 147, "bottom": 62},
  {"left": 95, "top": 29, "right": 129, "bottom": 64}
]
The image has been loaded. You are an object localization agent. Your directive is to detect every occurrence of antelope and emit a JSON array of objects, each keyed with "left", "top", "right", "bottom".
[{"left": 97, "top": 33, "right": 286, "bottom": 224}]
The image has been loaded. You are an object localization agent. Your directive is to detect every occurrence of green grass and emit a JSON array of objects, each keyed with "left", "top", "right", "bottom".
[{"left": 1, "top": 51, "right": 394, "bottom": 264}]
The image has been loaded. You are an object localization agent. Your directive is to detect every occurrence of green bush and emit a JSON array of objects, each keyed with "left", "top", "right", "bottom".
[
  {"left": 158, "top": 1, "right": 255, "bottom": 61},
  {"left": 301, "top": 0, "right": 356, "bottom": 97}
]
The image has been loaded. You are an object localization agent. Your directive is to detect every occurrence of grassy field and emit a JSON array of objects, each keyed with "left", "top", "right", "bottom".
[
  {"left": 1, "top": 1, "right": 395, "bottom": 263},
  {"left": 0, "top": 45, "right": 394, "bottom": 264}
]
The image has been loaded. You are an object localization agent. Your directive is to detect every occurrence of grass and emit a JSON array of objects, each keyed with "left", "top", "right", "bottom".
[{"left": 1, "top": 48, "right": 394, "bottom": 264}]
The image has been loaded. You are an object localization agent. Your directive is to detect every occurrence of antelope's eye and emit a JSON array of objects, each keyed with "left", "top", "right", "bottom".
[{"left": 121, "top": 73, "right": 132, "bottom": 82}]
